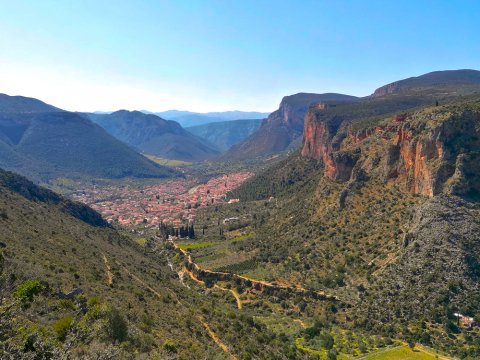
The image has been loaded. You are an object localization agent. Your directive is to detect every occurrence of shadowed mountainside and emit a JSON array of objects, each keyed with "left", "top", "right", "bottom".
[
  {"left": 186, "top": 118, "right": 262, "bottom": 152},
  {"left": 86, "top": 110, "right": 220, "bottom": 161},
  {"left": 0, "top": 94, "right": 175, "bottom": 181}
]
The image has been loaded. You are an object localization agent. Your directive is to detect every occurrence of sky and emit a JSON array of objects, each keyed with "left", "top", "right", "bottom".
[{"left": 0, "top": 0, "right": 479, "bottom": 112}]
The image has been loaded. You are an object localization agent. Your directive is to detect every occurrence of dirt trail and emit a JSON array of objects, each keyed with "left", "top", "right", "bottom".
[
  {"left": 198, "top": 315, "right": 237, "bottom": 360},
  {"left": 214, "top": 285, "right": 242, "bottom": 310},
  {"left": 115, "top": 260, "right": 180, "bottom": 303},
  {"left": 116, "top": 259, "right": 237, "bottom": 358},
  {"left": 183, "top": 266, "right": 242, "bottom": 310},
  {"left": 293, "top": 319, "right": 307, "bottom": 329},
  {"left": 102, "top": 254, "right": 113, "bottom": 286},
  {"left": 183, "top": 266, "right": 205, "bottom": 285}
]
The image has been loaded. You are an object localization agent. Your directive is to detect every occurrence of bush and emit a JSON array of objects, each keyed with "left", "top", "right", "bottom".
[
  {"left": 163, "top": 339, "right": 177, "bottom": 353},
  {"left": 106, "top": 307, "right": 128, "bottom": 342},
  {"left": 53, "top": 316, "right": 73, "bottom": 341},
  {"left": 13, "top": 280, "right": 43, "bottom": 304},
  {"left": 327, "top": 348, "right": 337, "bottom": 360}
]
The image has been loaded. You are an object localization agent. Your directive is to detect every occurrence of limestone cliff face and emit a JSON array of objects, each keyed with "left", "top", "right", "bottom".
[
  {"left": 221, "top": 93, "right": 358, "bottom": 161},
  {"left": 302, "top": 104, "right": 480, "bottom": 198},
  {"left": 302, "top": 106, "right": 356, "bottom": 181},
  {"left": 371, "top": 82, "right": 400, "bottom": 97}
]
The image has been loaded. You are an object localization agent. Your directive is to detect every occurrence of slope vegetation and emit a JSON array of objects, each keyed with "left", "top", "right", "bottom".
[
  {"left": 87, "top": 110, "right": 220, "bottom": 161},
  {"left": 221, "top": 94, "right": 480, "bottom": 358},
  {"left": 0, "top": 169, "right": 302, "bottom": 359},
  {"left": 0, "top": 96, "right": 174, "bottom": 181}
]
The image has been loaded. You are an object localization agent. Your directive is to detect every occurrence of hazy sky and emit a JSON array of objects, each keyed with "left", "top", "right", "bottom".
[{"left": 0, "top": 1, "right": 479, "bottom": 112}]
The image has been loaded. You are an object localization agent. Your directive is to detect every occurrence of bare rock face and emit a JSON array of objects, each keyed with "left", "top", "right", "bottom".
[
  {"left": 360, "top": 194, "right": 480, "bottom": 325},
  {"left": 371, "top": 82, "right": 400, "bottom": 97},
  {"left": 221, "top": 93, "right": 358, "bottom": 161},
  {"left": 302, "top": 103, "right": 480, "bottom": 199}
]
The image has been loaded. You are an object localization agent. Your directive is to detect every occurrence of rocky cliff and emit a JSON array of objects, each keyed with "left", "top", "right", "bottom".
[
  {"left": 220, "top": 93, "right": 357, "bottom": 161},
  {"left": 302, "top": 101, "right": 480, "bottom": 198}
]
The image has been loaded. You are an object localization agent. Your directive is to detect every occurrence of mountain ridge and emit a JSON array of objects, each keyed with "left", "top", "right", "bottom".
[
  {"left": 0, "top": 94, "right": 175, "bottom": 181},
  {"left": 86, "top": 110, "right": 220, "bottom": 161}
]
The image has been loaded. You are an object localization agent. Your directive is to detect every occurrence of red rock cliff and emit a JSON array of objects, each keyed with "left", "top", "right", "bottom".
[{"left": 302, "top": 105, "right": 480, "bottom": 197}]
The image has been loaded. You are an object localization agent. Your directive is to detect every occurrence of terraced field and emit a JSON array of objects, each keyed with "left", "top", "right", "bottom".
[{"left": 176, "top": 232, "right": 258, "bottom": 272}]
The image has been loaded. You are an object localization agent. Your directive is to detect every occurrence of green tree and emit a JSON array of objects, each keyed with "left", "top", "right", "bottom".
[
  {"left": 53, "top": 316, "right": 73, "bottom": 341},
  {"left": 106, "top": 307, "right": 128, "bottom": 342},
  {"left": 13, "top": 280, "right": 43, "bottom": 305}
]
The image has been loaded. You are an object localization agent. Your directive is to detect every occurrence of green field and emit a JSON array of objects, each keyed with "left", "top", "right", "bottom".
[
  {"left": 177, "top": 232, "right": 255, "bottom": 251},
  {"left": 145, "top": 154, "right": 192, "bottom": 166},
  {"left": 362, "top": 345, "right": 448, "bottom": 360},
  {"left": 177, "top": 241, "right": 217, "bottom": 250}
]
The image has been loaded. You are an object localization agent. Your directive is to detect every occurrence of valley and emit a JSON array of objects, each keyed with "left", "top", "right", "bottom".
[
  {"left": 69, "top": 171, "right": 252, "bottom": 228},
  {"left": 1, "top": 70, "right": 480, "bottom": 359},
  {"left": 3, "top": 2, "right": 480, "bottom": 358}
]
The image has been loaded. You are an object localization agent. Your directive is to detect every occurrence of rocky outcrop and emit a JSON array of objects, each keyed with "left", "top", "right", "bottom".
[
  {"left": 388, "top": 110, "right": 480, "bottom": 197},
  {"left": 302, "top": 103, "right": 480, "bottom": 199},
  {"left": 372, "top": 82, "right": 400, "bottom": 97},
  {"left": 359, "top": 194, "right": 480, "bottom": 329},
  {"left": 301, "top": 106, "right": 357, "bottom": 182}
]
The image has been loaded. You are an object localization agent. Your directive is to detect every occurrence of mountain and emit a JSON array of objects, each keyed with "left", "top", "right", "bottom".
[
  {"left": 372, "top": 69, "right": 480, "bottom": 97},
  {"left": 0, "top": 93, "right": 60, "bottom": 113},
  {"left": 186, "top": 118, "right": 262, "bottom": 152},
  {"left": 0, "top": 168, "right": 302, "bottom": 358},
  {"left": 86, "top": 110, "right": 220, "bottom": 161},
  {"left": 220, "top": 93, "right": 359, "bottom": 161},
  {"left": 223, "top": 70, "right": 480, "bottom": 162},
  {"left": 0, "top": 94, "right": 174, "bottom": 181},
  {"left": 156, "top": 110, "right": 270, "bottom": 127},
  {"left": 224, "top": 89, "right": 480, "bottom": 358}
]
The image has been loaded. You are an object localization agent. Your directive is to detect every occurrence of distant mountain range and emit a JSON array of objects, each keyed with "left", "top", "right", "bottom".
[
  {"left": 186, "top": 118, "right": 262, "bottom": 152},
  {"left": 0, "top": 94, "right": 175, "bottom": 181},
  {"left": 153, "top": 110, "right": 270, "bottom": 127},
  {"left": 86, "top": 111, "right": 220, "bottom": 161}
]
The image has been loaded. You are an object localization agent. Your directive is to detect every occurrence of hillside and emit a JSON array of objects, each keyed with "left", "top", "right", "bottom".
[
  {"left": 157, "top": 110, "right": 270, "bottom": 127},
  {"left": 86, "top": 110, "right": 220, "bottom": 161},
  {"left": 213, "top": 94, "right": 480, "bottom": 358},
  {"left": 221, "top": 93, "right": 358, "bottom": 161},
  {"left": 0, "top": 109, "right": 174, "bottom": 181},
  {"left": 0, "top": 168, "right": 305, "bottom": 358},
  {"left": 372, "top": 69, "right": 480, "bottom": 97},
  {"left": 186, "top": 118, "right": 262, "bottom": 152}
]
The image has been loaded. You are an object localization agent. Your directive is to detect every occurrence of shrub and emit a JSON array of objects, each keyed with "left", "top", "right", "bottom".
[
  {"left": 106, "top": 307, "right": 128, "bottom": 342},
  {"left": 53, "top": 316, "right": 73, "bottom": 341},
  {"left": 163, "top": 339, "right": 177, "bottom": 353},
  {"left": 13, "top": 280, "right": 43, "bottom": 304},
  {"left": 327, "top": 348, "right": 337, "bottom": 360},
  {"left": 58, "top": 299, "right": 76, "bottom": 310}
]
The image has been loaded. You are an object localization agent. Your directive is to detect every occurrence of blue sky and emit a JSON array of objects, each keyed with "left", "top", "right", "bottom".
[{"left": 0, "top": 0, "right": 478, "bottom": 112}]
